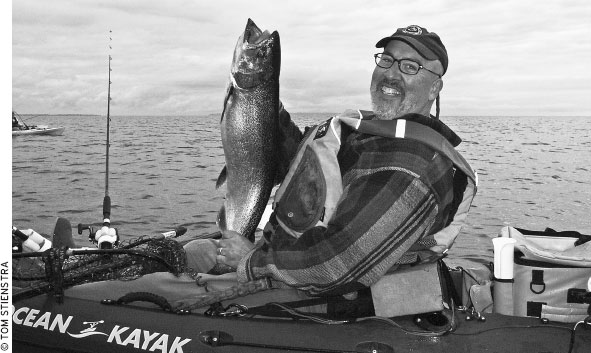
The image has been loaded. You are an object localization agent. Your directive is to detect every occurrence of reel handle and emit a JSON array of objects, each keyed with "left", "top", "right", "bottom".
[{"left": 78, "top": 223, "right": 94, "bottom": 235}]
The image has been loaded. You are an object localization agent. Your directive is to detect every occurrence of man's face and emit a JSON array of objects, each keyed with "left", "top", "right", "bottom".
[{"left": 370, "top": 40, "right": 443, "bottom": 120}]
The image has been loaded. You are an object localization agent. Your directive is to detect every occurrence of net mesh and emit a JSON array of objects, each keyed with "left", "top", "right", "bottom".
[{"left": 12, "top": 234, "right": 188, "bottom": 303}]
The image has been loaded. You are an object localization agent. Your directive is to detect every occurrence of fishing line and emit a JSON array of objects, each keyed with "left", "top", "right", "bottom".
[{"left": 14, "top": 112, "right": 44, "bottom": 125}]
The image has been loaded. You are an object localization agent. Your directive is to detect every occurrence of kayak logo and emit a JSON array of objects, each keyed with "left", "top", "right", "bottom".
[
  {"left": 13, "top": 305, "right": 192, "bottom": 353},
  {"left": 68, "top": 320, "right": 108, "bottom": 338}
]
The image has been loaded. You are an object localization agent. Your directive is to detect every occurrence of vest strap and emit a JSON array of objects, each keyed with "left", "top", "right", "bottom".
[{"left": 339, "top": 117, "right": 476, "bottom": 184}]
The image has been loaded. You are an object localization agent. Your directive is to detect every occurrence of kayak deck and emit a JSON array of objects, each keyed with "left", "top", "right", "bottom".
[{"left": 13, "top": 293, "right": 590, "bottom": 353}]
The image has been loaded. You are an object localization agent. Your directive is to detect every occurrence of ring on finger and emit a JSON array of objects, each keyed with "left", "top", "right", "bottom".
[{"left": 217, "top": 247, "right": 223, "bottom": 256}]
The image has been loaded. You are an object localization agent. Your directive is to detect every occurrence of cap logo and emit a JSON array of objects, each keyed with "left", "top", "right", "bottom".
[{"left": 402, "top": 25, "right": 422, "bottom": 35}]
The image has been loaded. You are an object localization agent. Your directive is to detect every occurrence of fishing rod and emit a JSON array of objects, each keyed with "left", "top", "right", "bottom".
[
  {"left": 13, "top": 226, "right": 187, "bottom": 260},
  {"left": 77, "top": 30, "right": 118, "bottom": 249},
  {"left": 13, "top": 243, "right": 178, "bottom": 260},
  {"left": 12, "top": 250, "right": 178, "bottom": 303},
  {"left": 176, "top": 230, "right": 221, "bottom": 246},
  {"left": 100, "top": 30, "right": 115, "bottom": 246},
  {"left": 105, "top": 30, "right": 113, "bottom": 216},
  {"left": 15, "top": 112, "right": 45, "bottom": 124},
  {"left": 13, "top": 226, "right": 188, "bottom": 287},
  {"left": 12, "top": 227, "right": 189, "bottom": 302},
  {"left": 12, "top": 111, "right": 30, "bottom": 130}
]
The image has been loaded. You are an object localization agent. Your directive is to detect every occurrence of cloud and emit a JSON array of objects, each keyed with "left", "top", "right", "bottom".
[{"left": 11, "top": 0, "right": 591, "bottom": 116}]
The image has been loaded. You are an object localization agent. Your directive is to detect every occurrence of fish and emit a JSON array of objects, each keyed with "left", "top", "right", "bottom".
[{"left": 216, "top": 19, "right": 281, "bottom": 242}]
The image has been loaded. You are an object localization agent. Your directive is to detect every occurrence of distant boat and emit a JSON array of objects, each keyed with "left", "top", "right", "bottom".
[{"left": 12, "top": 111, "right": 65, "bottom": 137}]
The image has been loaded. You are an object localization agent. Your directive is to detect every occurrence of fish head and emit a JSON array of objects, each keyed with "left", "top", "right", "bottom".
[{"left": 230, "top": 18, "right": 280, "bottom": 89}]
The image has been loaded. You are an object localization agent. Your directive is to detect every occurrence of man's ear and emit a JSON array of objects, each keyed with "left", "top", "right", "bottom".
[{"left": 429, "top": 79, "right": 443, "bottom": 101}]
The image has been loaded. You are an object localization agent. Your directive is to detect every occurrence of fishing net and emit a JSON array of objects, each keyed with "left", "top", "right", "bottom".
[{"left": 12, "top": 234, "right": 188, "bottom": 303}]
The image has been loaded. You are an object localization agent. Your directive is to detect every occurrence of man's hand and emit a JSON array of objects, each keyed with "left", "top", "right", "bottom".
[{"left": 215, "top": 230, "right": 255, "bottom": 269}]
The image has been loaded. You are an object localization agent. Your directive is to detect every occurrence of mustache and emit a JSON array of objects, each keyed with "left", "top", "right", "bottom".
[{"left": 377, "top": 79, "right": 404, "bottom": 93}]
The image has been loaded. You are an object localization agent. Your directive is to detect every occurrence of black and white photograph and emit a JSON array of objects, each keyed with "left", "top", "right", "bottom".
[{"left": 7, "top": 1, "right": 591, "bottom": 352}]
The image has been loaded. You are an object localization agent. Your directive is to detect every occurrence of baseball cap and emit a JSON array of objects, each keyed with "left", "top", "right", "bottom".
[{"left": 376, "top": 25, "right": 448, "bottom": 75}]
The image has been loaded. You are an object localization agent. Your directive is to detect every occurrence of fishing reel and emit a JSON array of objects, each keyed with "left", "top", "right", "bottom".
[
  {"left": 77, "top": 195, "right": 120, "bottom": 249},
  {"left": 12, "top": 226, "right": 52, "bottom": 253},
  {"left": 78, "top": 223, "right": 120, "bottom": 249}
]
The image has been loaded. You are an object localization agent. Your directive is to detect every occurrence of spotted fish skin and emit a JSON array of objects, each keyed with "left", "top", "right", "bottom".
[{"left": 217, "top": 19, "right": 280, "bottom": 242}]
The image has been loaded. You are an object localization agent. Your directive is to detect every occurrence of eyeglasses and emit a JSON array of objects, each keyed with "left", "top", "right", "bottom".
[{"left": 374, "top": 53, "right": 442, "bottom": 78}]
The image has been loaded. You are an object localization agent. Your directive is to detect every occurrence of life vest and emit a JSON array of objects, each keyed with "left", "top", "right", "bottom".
[{"left": 272, "top": 109, "right": 478, "bottom": 259}]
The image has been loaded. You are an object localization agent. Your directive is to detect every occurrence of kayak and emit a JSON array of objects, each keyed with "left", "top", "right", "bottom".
[
  {"left": 11, "top": 221, "right": 591, "bottom": 353},
  {"left": 12, "top": 290, "right": 590, "bottom": 353},
  {"left": 12, "top": 126, "right": 65, "bottom": 136},
  {"left": 12, "top": 266, "right": 591, "bottom": 353}
]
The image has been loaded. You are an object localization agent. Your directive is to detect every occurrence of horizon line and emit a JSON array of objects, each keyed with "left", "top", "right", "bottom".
[{"left": 15, "top": 113, "right": 591, "bottom": 118}]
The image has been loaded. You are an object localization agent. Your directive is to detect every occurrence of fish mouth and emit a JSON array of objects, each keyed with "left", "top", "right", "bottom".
[
  {"left": 244, "top": 18, "right": 265, "bottom": 45},
  {"left": 244, "top": 18, "right": 278, "bottom": 47},
  {"left": 231, "top": 19, "right": 280, "bottom": 88}
]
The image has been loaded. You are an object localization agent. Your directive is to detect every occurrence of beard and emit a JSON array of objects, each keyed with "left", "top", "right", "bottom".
[
  {"left": 370, "top": 79, "right": 406, "bottom": 120},
  {"left": 371, "top": 98, "right": 399, "bottom": 120},
  {"left": 371, "top": 83, "right": 427, "bottom": 120}
]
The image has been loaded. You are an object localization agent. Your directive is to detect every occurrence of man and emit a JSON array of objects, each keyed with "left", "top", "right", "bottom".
[
  {"left": 13, "top": 111, "right": 21, "bottom": 129},
  {"left": 67, "top": 25, "right": 476, "bottom": 311},
  {"left": 194, "top": 25, "right": 477, "bottom": 296}
]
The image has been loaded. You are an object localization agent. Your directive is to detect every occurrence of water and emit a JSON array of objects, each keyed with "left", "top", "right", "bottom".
[{"left": 11, "top": 114, "right": 591, "bottom": 269}]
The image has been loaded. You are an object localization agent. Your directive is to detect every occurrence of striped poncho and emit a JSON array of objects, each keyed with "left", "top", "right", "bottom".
[{"left": 237, "top": 111, "right": 462, "bottom": 296}]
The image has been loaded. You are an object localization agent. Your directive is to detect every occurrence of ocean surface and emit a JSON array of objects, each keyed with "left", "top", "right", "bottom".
[{"left": 11, "top": 114, "right": 591, "bottom": 269}]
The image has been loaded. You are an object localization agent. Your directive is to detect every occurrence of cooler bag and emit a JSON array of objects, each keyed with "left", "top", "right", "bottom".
[{"left": 497, "top": 226, "right": 591, "bottom": 323}]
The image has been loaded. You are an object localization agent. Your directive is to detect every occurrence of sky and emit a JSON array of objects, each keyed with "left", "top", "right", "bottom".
[{"left": 9, "top": 0, "right": 591, "bottom": 117}]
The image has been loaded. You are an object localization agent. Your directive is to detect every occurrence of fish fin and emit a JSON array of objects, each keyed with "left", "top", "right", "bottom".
[
  {"left": 216, "top": 166, "right": 227, "bottom": 189},
  {"left": 220, "top": 85, "right": 234, "bottom": 123},
  {"left": 217, "top": 205, "right": 227, "bottom": 232}
]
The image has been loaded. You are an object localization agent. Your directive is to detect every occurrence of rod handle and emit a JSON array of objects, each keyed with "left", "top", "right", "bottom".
[
  {"left": 102, "top": 195, "right": 111, "bottom": 224},
  {"left": 161, "top": 226, "right": 187, "bottom": 238},
  {"left": 12, "top": 226, "right": 28, "bottom": 241}
]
